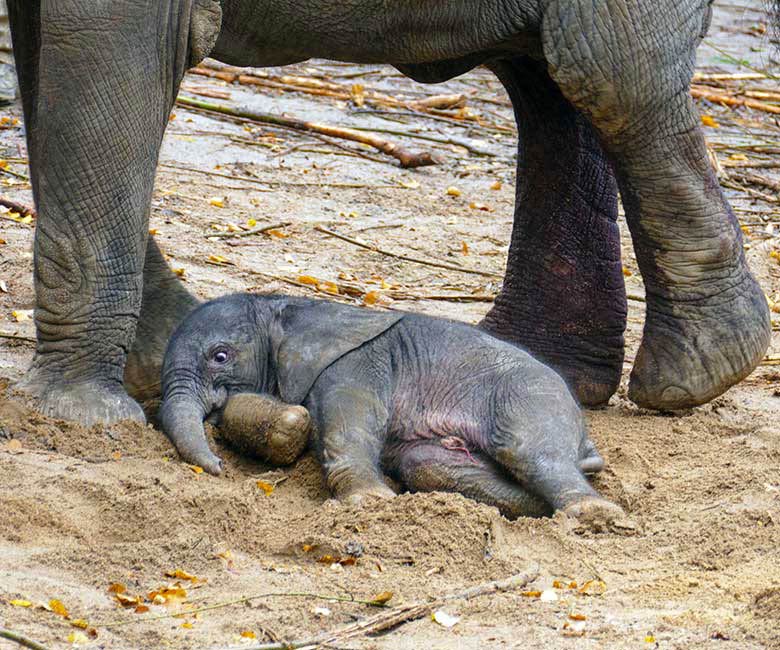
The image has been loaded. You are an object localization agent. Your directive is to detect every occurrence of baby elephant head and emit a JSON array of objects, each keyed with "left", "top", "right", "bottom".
[{"left": 159, "top": 294, "right": 401, "bottom": 474}]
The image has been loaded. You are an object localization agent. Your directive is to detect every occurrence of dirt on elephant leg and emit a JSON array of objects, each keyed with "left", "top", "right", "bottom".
[{"left": 479, "top": 57, "right": 626, "bottom": 408}]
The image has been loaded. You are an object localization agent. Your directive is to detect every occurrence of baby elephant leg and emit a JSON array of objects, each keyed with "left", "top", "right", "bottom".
[
  {"left": 312, "top": 386, "right": 395, "bottom": 504},
  {"left": 395, "top": 441, "right": 551, "bottom": 518}
]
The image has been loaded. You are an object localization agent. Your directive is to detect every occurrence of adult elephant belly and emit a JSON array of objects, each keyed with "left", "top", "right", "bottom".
[{"left": 8, "top": 0, "right": 770, "bottom": 430}]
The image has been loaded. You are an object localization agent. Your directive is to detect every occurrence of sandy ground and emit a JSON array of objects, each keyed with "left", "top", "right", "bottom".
[{"left": 1, "top": 1, "right": 779, "bottom": 648}]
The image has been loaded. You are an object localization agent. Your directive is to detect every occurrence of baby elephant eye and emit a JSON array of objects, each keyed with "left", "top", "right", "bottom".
[{"left": 212, "top": 349, "right": 230, "bottom": 364}]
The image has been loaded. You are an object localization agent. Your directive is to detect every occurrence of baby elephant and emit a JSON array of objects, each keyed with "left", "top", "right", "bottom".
[{"left": 159, "top": 293, "right": 625, "bottom": 525}]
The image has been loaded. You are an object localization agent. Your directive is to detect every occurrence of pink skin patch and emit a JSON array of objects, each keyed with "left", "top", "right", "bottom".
[{"left": 440, "top": 436, "right": 479, "bottom": 465}]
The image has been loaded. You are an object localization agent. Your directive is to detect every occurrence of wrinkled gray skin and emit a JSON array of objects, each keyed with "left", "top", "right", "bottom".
[
  {"left": 160, "top": 293, "right": 625, "bottom": 524},
  {"left": 8, "top": 1, "right": 771, "bottom": 429}
]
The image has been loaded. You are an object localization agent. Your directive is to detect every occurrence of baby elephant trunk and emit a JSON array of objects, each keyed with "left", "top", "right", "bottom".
[
  {"left": 220, "top": 393, "right": 310, "bottom": 465},
  {"left": 159, "top": 396, "right": 224, "bottom": 475}
]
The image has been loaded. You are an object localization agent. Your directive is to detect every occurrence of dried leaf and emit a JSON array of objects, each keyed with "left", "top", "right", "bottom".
[
  {"left": 70, "top": 620, "right": 89, "bottom": 630},
  {"left": 432, "top": 610, "right": 460, "bottom": 628},
  {"left": 490, "top": 180, "right": 502, "bottom": 190},
  {"left": 266, "top": 229, "right": 289, "bottom": 239},
  {"left": 10, "top": 599, "right": 32, "bottom": 607},
  {"left": 11, "top": 309, "right": 32, "bottom": 322},
  {"left": 520, "top": 591, "right": 542, "bottom": 598},
  {"left": 318, "top": 281, "right": 339, "bottom": 295},
  {"left": 134, "top": 605, "right": 149, "bottom": 614},
  {"left": 240, "top": 631, "right": 257, "bottom": 639},
  {"left": 461, "top": 241, "right": 469, "bottom": 255},
  {"left": 569, "top": 613, "right": 587, "bottom": 621},
  {"left": 173, "top": 268, "right": 186, "bottom": 277},
  {"left": 645, "top": 635, "right": 656, "bottom": 643},
  {"left": 67, "top": 631, "right": 89, "bottom": 645},
  {"left": 297, "top": 275, "right": 320, "bottom": 287},
  {"left": 165, "top": 569, "right": 200, "bottom": 582},
  {"left": 622, "top": 267, "right": 633, "bottom": 277},
  {"left": 446, "top": 186, "right": 462, "bottom": 197},
  {"left": 247, "top": 218, "right": 257, "bottom": 228},
  {"left": 351, "top": 84, "right": 366, "bottom": 107},
  {"left": 108, "top": 583, "right": 126, "bottom": 594},
  {"left": 114, "top": 593, "right": 141, "bottom": 608},
  {"left": 256, "top": 479, "right": 275, "bottom": 495},
  {"left": 302, "top": 544, "right": 318, "bottom": 553},
  {"left": 363, "top": 291, "right": 380, "bottom": 306},
  {"left": 398, "top": 179, "right": 421, "bottom": 189},
  {"left": 188, "top": 464, "right": 204, "bottom": 475},
  {"left": 209, "top": 196, "right": 225, "bottom": 208},
  {"left": 148, "top": 228, "right": 159, "bottom": 235},
  {"left": 181, "top": 622, "right": 193, "bottom": 629},
  {"left": 369, "top": 591, "right": 393, "bottom": 606},
  {"left": 469, "top": 202, "right": 492, "bottom": 212},
  {"left": 701, "top": 114, "right": 719, "bottom": 128},
  {"left": 207, "top": 254, "right": 231, "bottom": 266},
  {"left": 578, "top": 580, "right": 607, "bottom": 596},
  {"left": 6, "top": 439, "right": 23, "bottom": 454},
  {"left": 111, "top": 451, "right": 122, "bottom": 461},
  {"left": 49, "top": 599, "right": 70, "bottom": 618}
]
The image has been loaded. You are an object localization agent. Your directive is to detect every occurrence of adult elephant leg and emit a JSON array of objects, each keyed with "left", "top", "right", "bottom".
[
  {"left": 479, "top": 56, "right": 626, "bottom": 406},
  {"left": 543, "top": 0, "right": 770, "bottom": 409},
  {"left": 124, "top": 237, "right": 201, "bottom": 402},
  {"left": 11, "top": 0, "right": 216, "bottom": 424}
]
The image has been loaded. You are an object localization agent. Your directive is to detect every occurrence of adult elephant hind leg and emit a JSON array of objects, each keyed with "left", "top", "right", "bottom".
[
  {"left": 13, "top": 1, "right": 209, "bottom": 425},
  {"left": 124, "top": 237, "right": 200, "bottom": 402},
  {"left": 393, "top": 441, "right": 551, "bottom": 519},
  {"left": 479, "top": 57, "right": 626, "bottom": 407},
  {"left": 542, "top": 0, "right": 770, "bottom": 409}
]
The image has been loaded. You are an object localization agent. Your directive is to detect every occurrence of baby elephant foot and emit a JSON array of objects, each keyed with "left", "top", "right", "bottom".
[
  {"left": 629, "top": 274, "right": 770, "bottom": 409},
  {"left": 342, "top": 485, "right": 396, "bottom": 508},
  {"left": 220, "top": 393, "right": 310, "bottom": 465},
  {"left": 563, "top": 496, "right": 636, "bottom": 534},
  {"left": 326, "top": 464, "right": 396, "bottom": 506},
  {"left": 18, "top": 372, "right": 145, "bottom": 426}
]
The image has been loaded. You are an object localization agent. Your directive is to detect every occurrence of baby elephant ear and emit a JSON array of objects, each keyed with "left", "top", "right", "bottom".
[{"left": 271, "top": 300, "right": 403, "bottom": 404}]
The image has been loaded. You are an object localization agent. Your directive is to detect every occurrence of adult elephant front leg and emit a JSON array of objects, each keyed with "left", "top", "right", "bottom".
[
  {"left": 479, "top": 57, "right": 626, "bottom": 407},
  {"left": 543, "top": 0, "right": 770, "bottom": 409},
  {"left": 10, "top": 0, "right": 219, "bottom": 424}
]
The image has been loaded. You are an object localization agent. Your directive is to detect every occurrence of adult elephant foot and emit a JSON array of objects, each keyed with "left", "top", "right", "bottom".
[
  {"left": 17, "top": 373, "right": 145, "bottom": 426},
  {"left": 479, "top": 57, "right": 626, "bottom": 407},
  {"left": 542, "top": 0, "right": 770, "bottom": 410},
  {"left": 124, "top": 238, "right": 201, "bottom": 402},
  {"left": 629, "top": 264, "right": 769, "bottom": 409}
]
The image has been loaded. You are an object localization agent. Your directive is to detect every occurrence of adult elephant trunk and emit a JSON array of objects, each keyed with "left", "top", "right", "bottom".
[{"left": 159, "top": 394, "right": 224, "bottom": 475}]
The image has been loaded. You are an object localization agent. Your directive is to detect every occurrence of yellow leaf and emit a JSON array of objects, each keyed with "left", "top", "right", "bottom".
[
  {"left": 0, "top": 160, "right": 8, "bottom": 169},
  {"left": 701, "top": 114, "right": 719, "bottom": 128},
  {"left": 397, "top": 179, "right": 421, "bottom": 189},
  {"left": 351, "top": 83, "right": 366, "bottom": 107},
  {"left": 247, "top": 218, "right": 257, "bottom": 228},
  {"left": 188, "top": 464, "right": 204, "bottom": 475},
  {"left": 569, "top": 613, "right": 587, "bottom": 621},
  {"left": 297, "top": 275, "right": 320, "bottom": 286},
  {"left": 11, "top": 310, "right": 32, "bottom": 322},
  {"left": 622, "top": 266, "right": 633, "bottom": 277},
  {"left": 0, "top": 238, "right": 5, "bottom": 245},
  {"left": 49, "top": 599, "right": 70, "bottom": 618},
  {"left": 490, "top": 180, "right": 502, "bottom": 190},
  {"left": 256, "top": 479, "right": 274, "bottom": 495},
  {"left": 165, "top": 569, "right": 199, "bottom": 582},
  {"left": 370, "top": 591, "right": 393, "bottom": 606},
  {"left": 318, "top": 281, "right": 339, "bottom": 295},
  {"left": 181, "top": 622, "right": 193, "bottom": 629},
  {"left": 18, "top": 215, "right": 33, "bottom": 224},
  {"left": 173, "top": 268, "right": 186, "bottom": 277},
  {"left": 302, "top": 544, "right": 318, "bottom": 553},
  {"left": 209, "top": 197, "right": 225, "bottom": 208},
  {"left": 148, "top": 228, "right": 159, "bottom": 235},
  {"left": 111, "top": 451, "right": 122, "bottom": 461},
  {"left": 520, "top": 591, "right": 542, "bottom": 598},
  {"left": 10, "top": 599, "right": 32, "bottom": 607},
  {"left": 729, "top": 153, "right": 748, "bottom": 162},
  {"left": 241, "top": 631, "right": 257, "bottom": 639},
  {"left": 107, "top": 583, "right": 126, "bottom": 594},
  {"left": 363, "top": 291, "right": 380, "bottom": 306},
  {"left": 115, "top": 593, "right": 141, "bottom": 608},
  {"left": 461, "top": 241, "right": 469, "bottom": 255},
  {"left": 67, "top": 632, "right": 89, "bottom": 645},
  {"left": 578, "top": 579, "right": 607, "bottom": 596},
  {"left": 645, "top": 635, "right": 656, "bottom": 643},
  {"left": 266, "top": 229, "right": 289, "bottom": 239},
  {"left": 207, "top": 254, "right": 230, "bottom": 265},
  {"left": 469, "top": 202, "right": 492, "bottom": 212},
  {"left": 70, "top": 620, "right": 89, "bottom": 630},
  {"left": 446, "top": 186, "right": 462, "bottom": 197},
  {"left": 6, "top": 439, "right": 23, "bottom": 454},
  {"left": 134, "top": 604, "right": 149, "bottom": 614}
]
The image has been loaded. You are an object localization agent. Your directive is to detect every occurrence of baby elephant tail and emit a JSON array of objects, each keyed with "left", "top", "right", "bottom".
[{"left": 578, "top": 439, "right": 605, "bottom": 474}]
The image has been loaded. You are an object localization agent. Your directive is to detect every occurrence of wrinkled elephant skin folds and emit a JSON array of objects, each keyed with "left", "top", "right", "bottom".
[{"left": 7, "top": 0, "right": 770, "bottom": 427}]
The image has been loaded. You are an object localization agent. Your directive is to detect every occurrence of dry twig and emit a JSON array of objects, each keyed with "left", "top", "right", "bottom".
[
  {"left": 0, "top": 197, "right": 36, "bottom": 218},
  {"left": 208, "top": 222, "right": 292, "bottom": 239},
  {"left": 0, "top": 628, "right": 50, "bottom": 650},
  {"left": 314, "top": 226, "right": 502, "bottom": 278},
  {"left": 690, "top": 85, "right": 780, "bottom": 115},
  {"left": 176, "top": 96, "right": 437, "bottom": 169}
]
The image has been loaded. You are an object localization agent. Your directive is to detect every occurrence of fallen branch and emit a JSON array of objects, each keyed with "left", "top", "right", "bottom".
[
  {"left": 760, "top": 354, "right": 780, "bottom": 367},
  {"left": 176, "top": 96, "right": 437, "bottom": 169},
  {"left": 0, "top": 331, "right": 36, "bottom": 344},
  {"left": 231, "top": 569, "right": 539, "bottom": 650},
  {"left": 690, "top": 85, "right": 780, "bottom": 115},
  {"left": 0, "top": 197, "right": 36, "bottom": 218},
  {"left": 208, "top": 222, "right": 291, "bottom": 239},
  {"left": 727, "top": 171, "right": 780, "bottom": 193},
  {"left": 314, "top": 225, "right": 502, "bottom": 278},
  {"left": 0, "top": 628, "right": 51, "bottom": 650}
]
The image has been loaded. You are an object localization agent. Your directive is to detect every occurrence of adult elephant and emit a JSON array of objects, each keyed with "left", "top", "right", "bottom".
[{"left": 7, "top": 1, "right": 770, "bottom": 426}]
